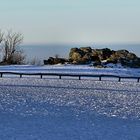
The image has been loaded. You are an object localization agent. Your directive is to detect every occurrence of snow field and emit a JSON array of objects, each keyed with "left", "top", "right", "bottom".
[{"left": 0, "top": 65, "right": 140, "bottom": 139}]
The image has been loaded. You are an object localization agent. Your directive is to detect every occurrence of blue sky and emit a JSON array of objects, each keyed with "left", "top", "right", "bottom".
[{"left": 0, "top": 0, "right": 140, "bottom": 44}]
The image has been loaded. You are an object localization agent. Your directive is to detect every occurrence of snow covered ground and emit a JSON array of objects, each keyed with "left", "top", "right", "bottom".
[
  {"left": 1, "top": 64, "right": 140, "bottom": 77},
  {"left": 0, "top": 65, "right": 140, "bottom": 140}
]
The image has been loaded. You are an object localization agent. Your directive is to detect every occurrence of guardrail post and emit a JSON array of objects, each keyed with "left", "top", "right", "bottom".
[
  {"left": 59, "top": 75, "right": 61, "bottom": 79},
  {"left": 20, "top": 74, "right": 22, "bottom": 78},
  {"left": 79, "top": 76, "right": 81, "bottom": 80},
  {"left": 137, "top": 78, "right": 140, "bottom": 83},
  {"left": 40, "top": 74, "right": 43, "bottom": 79},
  {"left": 118, "top": 77, "right": 121, "bottom": 82},
  {"left": 0, "top": 73, "right": 2, "bottom": 78},
  {"left": 99, "top": 76, "right": 101, "bottom": 81}
]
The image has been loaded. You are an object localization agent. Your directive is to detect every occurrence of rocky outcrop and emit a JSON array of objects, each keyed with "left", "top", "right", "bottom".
[
  {"left": 69, "top": 47, "right": 91, "bottom": 64},
  {"left": 92, "top": 48, "right": 113, "bottom": 60},
  {"left": 44, "top": 57, "right": 68, "bottom": 65},
  {"left": 69, "top": 47, "right": 98, "bottom": 64},
  {"left": 106, "top": 50, "right": 140, "bottom": 67},
  {"left": 44, "top": 47, "right": 140, "bottom": 68},
  {"left": 69, "top": 47, "right": 140, "bottom": 68},
  {"left": 69, "top": 47, "right": 114, "bottom": 64}
]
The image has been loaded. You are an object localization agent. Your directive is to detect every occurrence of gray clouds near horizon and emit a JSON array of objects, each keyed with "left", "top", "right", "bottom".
[{"left": 0, "top": 0, "right": 140, "bottom": 44}]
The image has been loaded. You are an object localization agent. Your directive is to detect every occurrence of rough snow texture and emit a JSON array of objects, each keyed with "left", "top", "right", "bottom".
[
  {"left": 0, "top": 78, "right": 140, "bottom": 119},
  {"left": 0, "top": 65, "right": 140, "bottom": 139}
]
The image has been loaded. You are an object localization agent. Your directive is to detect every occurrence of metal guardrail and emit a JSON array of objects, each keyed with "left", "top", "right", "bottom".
[{"left": 0, "top": 72, "right": 140, "bottom": 82}]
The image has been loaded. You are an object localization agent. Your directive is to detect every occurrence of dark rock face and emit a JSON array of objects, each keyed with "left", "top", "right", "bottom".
[
  {"left": 44, "top": 47, "right": 140, "bottom": 68},
  {"left": 69, "top": 47, "right": 114, "bottom": 65},
  {"left": 69, "top": 47, "right": 95, "bottom": 64},
  {"left": 106, "top": 50, "right": 139, "bottom": 67},
  {"left": 80, "top": 47, "right": 92, "bottom": 53},
  {"left": 93, "top": 48, "right": 113, "bottom": 60},
  {"left": 44, "top": 57, "right": 68, "bottom": 65},
  {"left": 69, "top": 47, "right": 140, "bottom": 68}
]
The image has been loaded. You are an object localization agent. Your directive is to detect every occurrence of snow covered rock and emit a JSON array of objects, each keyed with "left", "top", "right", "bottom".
[{"left": 69, "top": 47, "right": 140, "bottom": 68}]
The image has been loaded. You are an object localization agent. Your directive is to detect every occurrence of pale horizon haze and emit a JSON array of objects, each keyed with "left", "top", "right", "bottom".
[{"left": 0, "top": 0, "right": 140, "bottom": 45}]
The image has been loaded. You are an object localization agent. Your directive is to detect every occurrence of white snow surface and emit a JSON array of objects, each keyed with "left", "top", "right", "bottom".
[
  {"left": 0, "top": 64, "right": 140, "bottom": 76},
  {"left": 0, "top": 65, "right": 140, "bottom": 140}
]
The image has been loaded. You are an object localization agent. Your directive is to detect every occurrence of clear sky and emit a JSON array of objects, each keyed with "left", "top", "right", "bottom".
[{"left": 0, "top": 0, "right": 140, "bottom": 44}]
